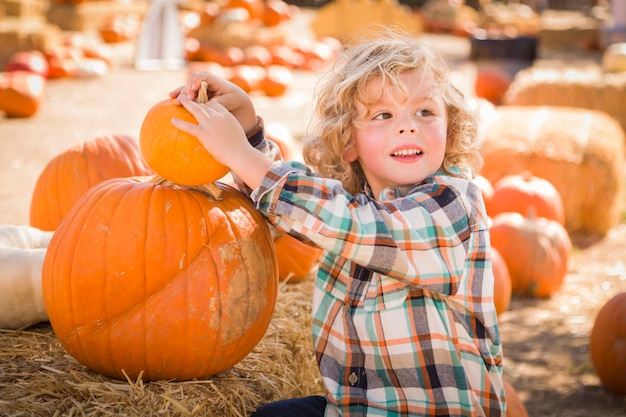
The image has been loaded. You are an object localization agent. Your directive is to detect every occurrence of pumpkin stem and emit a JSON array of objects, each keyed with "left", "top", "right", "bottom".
[
  {"left": 150, "top": 175, "right": 223, "bottom": 200},
  {"left": 196, "top": 81, "right": 209, "bottom": 104},
  {"left": 200, "top": 183, "right": 223, "bottom": 200}
]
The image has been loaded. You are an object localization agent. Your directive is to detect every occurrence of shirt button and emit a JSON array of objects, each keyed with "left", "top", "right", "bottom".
[{"left": 348, "top": 372, "right": 359, "bottom": 386}]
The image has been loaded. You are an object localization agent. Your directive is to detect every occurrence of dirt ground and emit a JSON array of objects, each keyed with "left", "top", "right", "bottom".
[{"left": 1, "top": 31, "right": 626, "bottom": 416}]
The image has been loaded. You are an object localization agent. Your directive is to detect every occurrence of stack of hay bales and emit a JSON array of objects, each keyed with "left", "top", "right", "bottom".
[
  {"left": 0, "top": 0, "right": 62, "bottom": 68},
  {"left": 479, "top": 105, "right": 624, "bottom": 238},
  {"left": 504, "top": 65, "right": 626, "bottom": 138}
]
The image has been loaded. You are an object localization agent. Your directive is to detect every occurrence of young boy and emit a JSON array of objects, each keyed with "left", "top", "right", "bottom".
[{"left": 170, "top": 32, "right": 506, "bottom": 416}]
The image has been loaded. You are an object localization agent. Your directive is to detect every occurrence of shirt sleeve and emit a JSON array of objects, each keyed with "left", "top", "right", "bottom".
[{"left": 251, "top": 161, "right": 489, "bottom": 296}]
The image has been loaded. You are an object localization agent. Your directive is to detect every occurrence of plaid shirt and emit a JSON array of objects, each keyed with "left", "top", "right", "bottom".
[{"left": 248, "top": 138, "right": 505, "bottom": 416}]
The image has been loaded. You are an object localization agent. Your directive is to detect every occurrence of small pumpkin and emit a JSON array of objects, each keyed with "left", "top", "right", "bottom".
[
  {"left": 491, "top": 247, "right": 511, "bottom": 317},
  {"left": 589, "top": 292, "right": 626, "bottom": 396},
  {"left": 139, "top": 81, "right": 230, "bottom": 186},
  {"left": 42, "top": 176, "right": 278, "bottom": 381},
  {"left": 488, "top": 171, "right": 565, "bottom": 225},
  {"left": 262, "top": 0, "right": 292, "bottom": 26},
  {"left": 228, "top": 64, "right": 265, "bottom": 93},
  {"left": 474, "top": 65, "right": 512, "bottom": 105},
  {"left": 274, "top": 232, "right": 322, "bottom": 283},
  {"left": 504, "top": 379, "right": 529, "bottom": 417},
  {"left": 29, "top": 134, "right": 153, "bottom": 231},
  {"left": 0, "top": 71, "right": 46, "bottom": 118},
  {"left": 259, "top": 65, "right": 292, "bottom": 97},
  {"left": 0, "top": 225, "right": 53, "bottom": 330},
  {"left": 4, "top": 50, "right": 49, "bottom": 78},
  {"left": 489, "top": 212, "right": 571, "bottom": 298}
]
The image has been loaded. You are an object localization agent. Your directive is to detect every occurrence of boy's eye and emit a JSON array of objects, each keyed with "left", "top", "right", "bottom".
[
  {"left": 417, "top": 108, "right": 434, "bottom": 117},
  {"left": 373, "top": 112, "right": 392, "bottom": 120}
]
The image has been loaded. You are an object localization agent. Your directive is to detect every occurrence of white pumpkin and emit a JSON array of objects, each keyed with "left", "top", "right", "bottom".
[
  {"left": 602, "top": 42, "right": 626, "bottom": 73},
  {"left": 0, "top": 225, "right": 53, "bottom": 329}
]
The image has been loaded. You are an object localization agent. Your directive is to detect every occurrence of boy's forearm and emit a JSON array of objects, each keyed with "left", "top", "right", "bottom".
[{"left": 229, "top": 147, "right": 274, "bottom": 191}]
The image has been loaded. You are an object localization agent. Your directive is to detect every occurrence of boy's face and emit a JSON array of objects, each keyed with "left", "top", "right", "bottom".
[{"left": 344, "top": 68, "right": 448, "bottom": 198}]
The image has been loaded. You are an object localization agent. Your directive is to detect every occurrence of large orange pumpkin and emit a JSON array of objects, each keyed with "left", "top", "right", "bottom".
[
  {"left": 487, "top": 171, "right": 565, "bottom": 225},
  {"left": 42, "top": 176, "right": 278, "bottom": 381},
  {"left": 29, "top": 134, "right": 153, "bottom": 231},
  {"left": 274, "top": 233, "right": 323, "bottom": 283},
  {"left": 489, "top": 212, "right": 571, "bottom": 298},
  {"left": 139, "top": 82, "right": 230, "bottom": 186},
  {"left": 589, "top": 292, "right": 626, "bottom": 396}
]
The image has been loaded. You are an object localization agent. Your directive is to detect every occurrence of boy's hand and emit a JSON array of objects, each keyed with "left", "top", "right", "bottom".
[
  {"left": 172, "top": 96, "right": 272, "bottom": 190},
  {"left": 169, "top": 72, "right": 258, "bottom": 133}
]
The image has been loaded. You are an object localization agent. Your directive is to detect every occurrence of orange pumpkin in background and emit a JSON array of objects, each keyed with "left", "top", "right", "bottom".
[
  {"left": 4, "top": 50, "right": 50, "bottom": 78},
  {"left": 0, "top": 71, "right": 45, "bottom": 118},
  {"left": 489, "top": 211, "right": 571, "bottom": 298},
  {"left": 259, "top": 65, "right": 292, "bottom": 97},
  {"left": 42, "top": 177, "right": 278, "bottom": 381},
  {"left": 139, "top": 81, "right": 230, "bottom": 186},
  {"left": 29, "top": 134, "right": 153, "bottom": 231},
  {"left": 491, "top": 247, "right": 511, "bottom": 316},
  {"left": 487, "top": 171, "right": 565, "bottom": 225},
  {"left": 589, "top": 292, "right": 626, "bottom": 396},
  {"left": 504, "top": 379, "right": 529, "bottom": 417},
  {"left": 474, "top": 65, "right": 512, "bottom": 105},
  {"left": 274, "top": 233, "right": 323, "bottom": 283}
]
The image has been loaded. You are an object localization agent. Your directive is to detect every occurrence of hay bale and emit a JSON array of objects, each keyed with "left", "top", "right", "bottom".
[
  {"left": 504, "top": 65, "right": 626, "bottom": 138},
  {"left": 0, "top": 0, "right": 49, "bottom": 18},
  {"left": 0, "top": 18, "right": 62, "bottom": 69},
  {"left": 0, "top": 276, "right": 322, "bottom": 416},
  {"left": 538, "top": 10, "right": 602, "bottom": 52},
  {"left": 479, "top": 105, "right": 625, "bottom": 237},
  {"left": 46, "top": 0, "right": 146, "bottom": 32}
]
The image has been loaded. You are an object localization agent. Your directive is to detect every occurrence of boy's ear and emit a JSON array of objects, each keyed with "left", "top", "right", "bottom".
[{"left": 343, "top": 144, "right": 357, "bottom": 162}]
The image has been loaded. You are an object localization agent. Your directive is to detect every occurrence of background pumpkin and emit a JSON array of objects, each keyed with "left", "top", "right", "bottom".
[
  {"left": 139, "top": 82, "right": 230, "bottom": 186},
  {"left": 489, "top": 212, "right": 571, "bottom": 298},
  {"left": 29, "top": 134, "right": 153, "bottom": 231},
  {"left": 0, "top": 225, "right": 53, "bottom": 330},
  {"left": 42, "top": 176, "right": 279, "bottom": 381},
  {"left": 504, "top": 379, "right": 529, "bottom": 417},
  {"left": 487, "top": 171, "right": 565, "bottom": 225},
  {"left": 274, "top": 233, "right": 322, "bottom": 283},
  {"left": 589, "top": 292, "right": 626, "bottom": 396},
  {"left": 0, "top": 71, "right": 46, "bottom": 118},
  {"left": 491, "top": 247, "right": 512, "bottom": 317}
]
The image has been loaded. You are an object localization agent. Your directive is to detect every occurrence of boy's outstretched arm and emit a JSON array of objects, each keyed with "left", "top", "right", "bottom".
[{"left": 172, "top": 95, "right": 273, "bottom": 191}]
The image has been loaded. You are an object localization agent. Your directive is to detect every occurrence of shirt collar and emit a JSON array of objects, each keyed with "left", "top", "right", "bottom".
[{"left": 363, "top": 166, "right": 467, "bottom": 201}]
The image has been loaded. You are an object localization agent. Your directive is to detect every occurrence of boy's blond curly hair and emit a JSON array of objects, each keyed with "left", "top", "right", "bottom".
[{"left": 302, "top": 31, "right": 482, "bottom": 195}]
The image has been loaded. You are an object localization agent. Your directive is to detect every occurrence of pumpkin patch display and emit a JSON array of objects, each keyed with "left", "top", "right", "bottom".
[
  {"left": 487, "top": 171, "right": 565, "bottom": 225},
  {"left": 489, "top": 212, "right": 571, "bottom": 298},
  {"left": 42, "top": 176, "right": 279, "bottom": 381},
  {"left": 29, "top": 134, "right": 153, "bottom": 231},
  {"left": 140, "top": 81, "right": 230, "bottom": 186},
  {"left": 589, "top": 292, "right": 626, "bottom": 396},
  {"left": 0, "top": 225, "right": 53, "bottom": 330}
]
